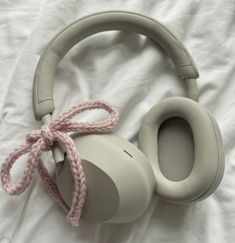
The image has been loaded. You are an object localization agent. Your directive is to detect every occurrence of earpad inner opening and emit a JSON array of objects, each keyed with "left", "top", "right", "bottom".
[{"left": 158, "top": 117, "right": 195, "bottom": 182}]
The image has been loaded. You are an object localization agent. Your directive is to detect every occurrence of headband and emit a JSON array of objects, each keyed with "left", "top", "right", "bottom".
[{"left": 33, "top": 11, "right": 199, "bottom": 121}]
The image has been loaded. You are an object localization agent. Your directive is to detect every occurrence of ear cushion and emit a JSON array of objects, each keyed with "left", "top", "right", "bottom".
[
  {"left": 194, "top": 108, "right": 225, "bottom": 202},
  {"left": 138, "top": 97, "right": 225, "bottom": 203}
]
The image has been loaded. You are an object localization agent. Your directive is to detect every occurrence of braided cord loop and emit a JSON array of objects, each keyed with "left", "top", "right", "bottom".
[{"left": 1, "top": 100, "right": 119, "bottom": 226}]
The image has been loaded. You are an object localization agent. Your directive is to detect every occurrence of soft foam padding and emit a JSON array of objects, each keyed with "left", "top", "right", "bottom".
[
  {"left": 138, "top": 97, "right": 225, "bottom": 203},
  {"left": 33, "top": 10, "right": 199, "bottom": 121},
  {"left": 158, "top": 117, "right": 194, "bottom": 182}
]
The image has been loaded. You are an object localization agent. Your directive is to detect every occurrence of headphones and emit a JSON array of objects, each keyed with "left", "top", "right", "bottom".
[{"left": 2, "top": 11, "right": 225, "bottom": 225}]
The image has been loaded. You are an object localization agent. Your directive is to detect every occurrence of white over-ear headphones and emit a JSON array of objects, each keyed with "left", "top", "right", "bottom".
[{"left": 1, "top": 11, "right": 225, "bottom": 226}]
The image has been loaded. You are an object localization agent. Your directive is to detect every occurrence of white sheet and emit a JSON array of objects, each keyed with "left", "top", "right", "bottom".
[{"left": 1, "top": 0, "right": 235, "bottom": 242}]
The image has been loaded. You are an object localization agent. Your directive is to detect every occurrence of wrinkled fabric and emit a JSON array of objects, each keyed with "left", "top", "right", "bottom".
[{"left": 0, "top": 0, "right": 235, "bottom": 242}]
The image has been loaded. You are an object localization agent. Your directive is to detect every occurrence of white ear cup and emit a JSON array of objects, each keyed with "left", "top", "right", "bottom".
[
  {"left": 56, "top": 133, "right": 155, "bottom": 223},
  {"left": 139, "top": 97, "right": 225, "bottom": 203}
]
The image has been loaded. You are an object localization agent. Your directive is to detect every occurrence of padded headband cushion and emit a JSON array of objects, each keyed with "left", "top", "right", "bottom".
[
  {"left": 138, "top": 97, "right": 224, "bottom": 203},
  {"left": 33, "top": 10, "right": 199, "bottom": 120}
]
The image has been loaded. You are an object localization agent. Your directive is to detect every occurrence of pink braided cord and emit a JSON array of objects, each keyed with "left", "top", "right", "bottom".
[{"left": 0, "top": 100, "right": 119, "bottom": 226}]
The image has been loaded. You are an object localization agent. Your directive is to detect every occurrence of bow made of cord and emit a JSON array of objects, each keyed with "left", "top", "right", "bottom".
[{"left": 0, "top": 100, "right": 119, "bottom": 226}]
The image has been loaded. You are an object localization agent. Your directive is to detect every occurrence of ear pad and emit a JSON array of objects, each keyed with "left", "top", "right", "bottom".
[
  {"left": 138, "top": 97, "right": 225, "bottom": 203},
  {"left": 55, "top": 133, "right": 155, "bottom": 223}
]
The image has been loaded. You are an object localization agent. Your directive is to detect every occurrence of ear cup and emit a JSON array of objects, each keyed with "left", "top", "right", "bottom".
[
  {"left": 56, "top": 133, "right": 155, "bottom": 223},
  {"left": 138, "top": 97, "right": 225, "bottom": 203}
]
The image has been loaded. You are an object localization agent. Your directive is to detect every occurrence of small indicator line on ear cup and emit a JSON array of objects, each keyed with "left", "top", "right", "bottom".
[{"left": 123, "top": 150, "right": 133, "bottom": 158}]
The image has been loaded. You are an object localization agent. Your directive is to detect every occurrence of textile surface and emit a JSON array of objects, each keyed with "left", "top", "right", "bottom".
[{"left": 0, "top": 0, "right": 235, "bottom": 242}]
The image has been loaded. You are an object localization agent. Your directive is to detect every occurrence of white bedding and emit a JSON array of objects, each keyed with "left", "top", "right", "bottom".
[{"left": 1, "top": 0, "right": 235, "bottom": 242}]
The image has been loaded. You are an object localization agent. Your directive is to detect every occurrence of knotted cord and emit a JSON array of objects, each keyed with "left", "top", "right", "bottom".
[{"left": 1, "top": 100, "right": 119, "bottom": 226}]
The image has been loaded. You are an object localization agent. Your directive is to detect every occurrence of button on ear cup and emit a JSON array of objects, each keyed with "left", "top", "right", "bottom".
[
  {"left": 56, "top": 133, "right": 155, "bottom": 223},
  {"left": 138, "top": 97, "right": 225, "bottom": 203}
]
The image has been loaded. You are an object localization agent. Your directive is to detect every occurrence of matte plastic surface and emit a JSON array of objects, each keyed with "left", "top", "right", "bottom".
[
  {"left": 33, "top": 11, "right": 199, "bottom": 120},
  {"left": 56, "top": 133, "right": 155, "bottom": 223}
]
